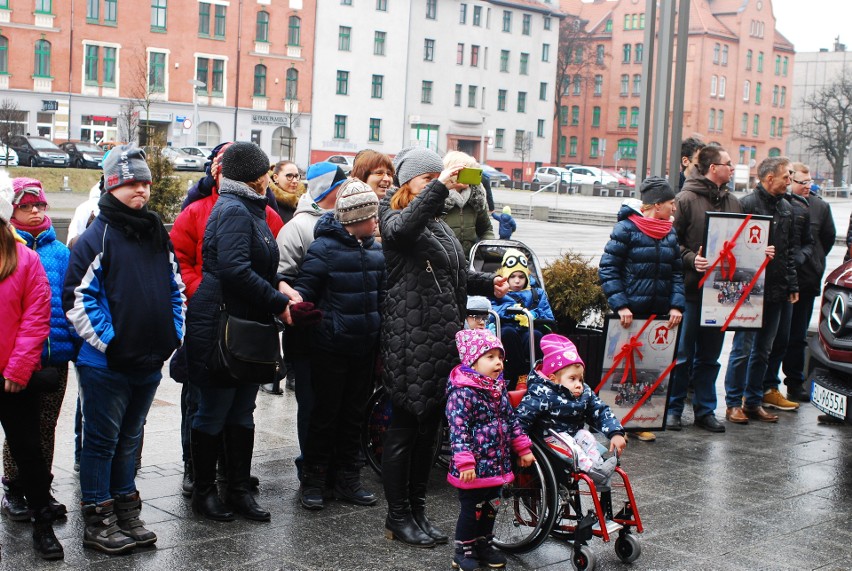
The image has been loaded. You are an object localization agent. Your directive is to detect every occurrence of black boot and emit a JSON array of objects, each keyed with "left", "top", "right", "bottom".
[
  {"left": 182, "top": 460, "right": 194, "bottom": 498},
  {"left": 452, "top": 540, "right": 482, "bottom": 571},
  {"left": 382, "top": 427, "right": 435, "bottom": 548},
  {"left": 113, "top": 491, "right": 157, "bottom": 547},
  {"left": 1, "top": 479, "right": 31, "bottom": 521},
  {"left": 190, "top": 429, "right": 235, "bottom": 522},
  {"left": 300, "top": 464, "right": 326, "bottom": 510},
  {"left": 334, "top": 468, "right": 377, "bottom": 506},
  {"left": 410, "top": 428, "right": 448, "bottom": 544},
  {"left": 223, "top": 426, "right": 270, "bottom": 521},
  {"left": 46, "top": 475, "right": 66, "bottom": 519},
  {"left": 475, "top": 535, "right": 506, "bottom": 569},
  {"left": 81, "top": 500, "right": 136, "bottom": 555},
  {"left": 217, "top": 442, "right": 260, "bottom": 488},
  {"left": 32, "top": 506, "right": 64, "bottom": 560}
]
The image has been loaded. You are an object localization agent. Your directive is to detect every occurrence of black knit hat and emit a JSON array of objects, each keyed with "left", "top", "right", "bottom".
[
  {"left": 640, "top": 176, "right": 676, "bottom": 205},
  {"left": 220, "top": 142, "right": 270, "bottom": 183}
]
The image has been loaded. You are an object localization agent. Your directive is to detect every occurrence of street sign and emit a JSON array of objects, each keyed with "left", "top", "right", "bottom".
[
  {"left": 182, "top": 119, "right": 193, "bottom": 129},
  {"left": 176, "top": 115, "right": 187, "bottom": 123}
]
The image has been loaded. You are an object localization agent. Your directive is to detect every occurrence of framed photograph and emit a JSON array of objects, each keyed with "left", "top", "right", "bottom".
[
  {"left": 699, "top": 212, "right": 773, "bottom": 331},
  {"left": 594, "top": 315, "right": 679, "bottom": 432}
]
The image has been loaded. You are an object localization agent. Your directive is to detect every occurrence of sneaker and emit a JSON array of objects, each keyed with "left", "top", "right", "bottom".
[
  {"left": 762, "top": 388, "right": 800, "bottom": 411},
  {"left": 634, "top": 431, "right": 656, "bottom": 442}
]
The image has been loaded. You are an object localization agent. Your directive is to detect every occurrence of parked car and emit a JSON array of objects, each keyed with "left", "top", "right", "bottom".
[
  {"left": 482, "top": 164, "right": 510, "bottom": 186},
  {"left": 326, "top": 154, "right": 355, "bottom": 174},
  {"left": 565, "top": 166, "right": 619, "bottom": 187},
  {"left": 143, "top": 146, "right": 204, "bottom": 171},
  {"left": 604, "top": 169, "right": 635, "bottom": 188},
  {"left": 8, "top": 135, "right": 70, "bottom": 168},
  {"left": 59, "top": 141, "right": 106, "bottom": 169},
  {"left": 181, "top": 146, "right": 214, "bottom": 160},
  {"left": 532, "top": 166, "right": 572, "bottom": 186},
  {"left": 0, "top": 145, "right": 19, "bottom": 167}
]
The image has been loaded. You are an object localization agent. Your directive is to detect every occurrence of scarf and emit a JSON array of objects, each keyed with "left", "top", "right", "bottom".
[
  {"left": 444, "top": 187, "right": 472, "bottom": 211},
  {"left": 218, "top": 177, "right": 268, "bottom": 202},
  {"left": 629, "top": 214, "right": 672, "bottom": 240},
  {"left": 98, "top": 193, "right": 170, "bottom": 252},
  {"left": 10, "top": 214, "right": 52, "bottom": 239},
  {"left": 269, "top": 178, "right": 304, "bottom": 210}
]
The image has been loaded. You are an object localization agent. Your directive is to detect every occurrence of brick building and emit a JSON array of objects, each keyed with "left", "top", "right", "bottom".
[
  {"left": 556, "top": 0, "right": 794, "bottom": 182},
  {"left": 0, "top": 0, "right": 314, "bottom": 165}
]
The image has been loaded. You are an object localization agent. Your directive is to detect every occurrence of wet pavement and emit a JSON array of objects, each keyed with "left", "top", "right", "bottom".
[{"left": 1, "top": 189, "right": 851, "bottom": 570}]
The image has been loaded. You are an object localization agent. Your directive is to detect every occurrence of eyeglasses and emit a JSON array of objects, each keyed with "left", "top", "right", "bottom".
[
  {"left": 712, "top": 162, "right": 733, "bottom": 168},
  {"left": 283, "top": 173, "right": 301, "bottom": 181},
  {"left": 370, "top": 170, "right": 394, "bottom": 178},
  {"left": 792, "top": 178, "right": 813, "bottom": 185},
  {"left": 15, "top": 202, "right": 48, "bottom": 212},
  {"left": 467, "top": 315, "right": 489, "bottom": 324}
]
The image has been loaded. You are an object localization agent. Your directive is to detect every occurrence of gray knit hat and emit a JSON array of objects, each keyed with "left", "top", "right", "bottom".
[
  {"left": 466, "top": 295, "right": 491, "bottom": 315},
  {"left": 393, "top": 146, "right": 444, "bottom": 186},
  {"left": 640, "top": 176, "right": 676, "bottom": 205},
  {"left": 335, "top": 179, "right": 379, "bottom": 225},
  {"left": 221, "top": 142, "right": 270, "bottom": 183},
  {"left": 103, "top": 145, "right": 152, "bottom": 193}
]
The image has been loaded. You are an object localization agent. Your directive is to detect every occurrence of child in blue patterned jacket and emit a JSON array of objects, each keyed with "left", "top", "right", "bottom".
[{"left": 446, "top": 329, "right": 535, "bottom": 571}]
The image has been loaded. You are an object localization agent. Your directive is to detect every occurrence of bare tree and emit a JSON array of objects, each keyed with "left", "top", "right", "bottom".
[
  {"left": 0, "top": 99, "right": 26, "bottom": 165},
  {"left": 117, "top": 100, "right": 139, "bottom": 145},
  {"left": 793, "top": 68, "right": 852, "bottom": 186},
  {"left": 125, "top": 46, "right": 157, "bottom": 146},
  {"left": 514, "top": 130, "right": 533, "bottom": 183}
]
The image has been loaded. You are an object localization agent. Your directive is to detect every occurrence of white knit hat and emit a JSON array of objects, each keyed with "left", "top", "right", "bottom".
[{"left": 0, "top": 170, "right": 13, "bottom": 224}]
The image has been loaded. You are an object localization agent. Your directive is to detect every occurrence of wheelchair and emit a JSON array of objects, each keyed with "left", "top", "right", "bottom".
[{"left": 492, "top": 396, "right": 643, "bottom": 570}]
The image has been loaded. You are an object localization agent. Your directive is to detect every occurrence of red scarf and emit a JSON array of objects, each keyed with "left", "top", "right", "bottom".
[
  {"left": 629, "top": 214, "right": 672, "bottom": 240},
  {"left": 11, "top": 214, "right": 52, "bottom": 239}
]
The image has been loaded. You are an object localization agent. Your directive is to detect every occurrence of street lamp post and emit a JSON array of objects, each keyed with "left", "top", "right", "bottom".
[
  {"left": 478, "top": 112, "right": 489, "bottom": 164},
  {"left": 188, "top": 79, "right": 206, "bottom": 147}
]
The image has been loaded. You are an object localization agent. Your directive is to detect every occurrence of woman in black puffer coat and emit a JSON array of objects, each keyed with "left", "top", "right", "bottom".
[
  {"left": 185, "top": 143, "right": 290, "bottom": 524},
  {"left": 379, "top": 147, "right": 507, "bottom": 548}
]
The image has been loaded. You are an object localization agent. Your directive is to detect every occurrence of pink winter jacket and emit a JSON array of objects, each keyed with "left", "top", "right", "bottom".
[{"left": 0, "top": 240, "right": 51, "bottom": 387}]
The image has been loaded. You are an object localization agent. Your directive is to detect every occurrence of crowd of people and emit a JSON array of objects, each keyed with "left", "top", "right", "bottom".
[{"left": 0, "top": 137, "right": 838, "bottom": 569}]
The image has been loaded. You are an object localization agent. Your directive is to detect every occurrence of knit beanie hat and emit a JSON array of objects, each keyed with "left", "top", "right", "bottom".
[
  {"left": 640, "top": 176, "right": 676, "bottom": 205},
  {"left": 540, "top": 334, "right": 585, "bottom": 377},
  {"left": 466, "top": 295, "right": 491, "bottom": 315},
  {"left": 220, "top": 142, "right": 270, "bottom": 183},
  {"left": 307, "top": 162, "right": 347, "bottom": 203},
  {"left": 335, "top": 179, "right": 379, "bottom": 225},
  {"left": 103, "top": 145, "right": 152, "bottom": 193},
  {"left": 393, "top": 146, "right": 444, "bottom": 186},
  {"left": 11, "top": 177, "right": 47, "bottom": 206},
  {"left": 495, "top": 248, "right": 530, "bottom": 287},
  {"left": 455, "top": 329, "right": 504, "bottom": 368},
  {"left": 502, "top": 205, "right": 512, "bottom": 215},
  {"left": 0, "top": 170, "right": 12, "bottom": 224}
]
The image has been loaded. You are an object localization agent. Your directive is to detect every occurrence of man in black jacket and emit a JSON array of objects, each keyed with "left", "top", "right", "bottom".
[{"left": 723, "top": 157, "right": 799, "bottom": 423}]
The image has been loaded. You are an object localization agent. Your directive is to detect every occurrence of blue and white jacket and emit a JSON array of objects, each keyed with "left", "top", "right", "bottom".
[{"left": 63, "top": 215, "right": 185, "bottom": 372}]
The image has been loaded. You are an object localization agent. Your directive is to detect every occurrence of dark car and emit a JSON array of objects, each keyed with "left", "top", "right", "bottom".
[
  {"left": 8, "top": 135, "right": 70, "bottom": 168},
  {"left": 482, "top": 164, "right": 510, "bottom": 187},
  {"left": 59, "top": 141, "right": 106, "bottom": 169}
]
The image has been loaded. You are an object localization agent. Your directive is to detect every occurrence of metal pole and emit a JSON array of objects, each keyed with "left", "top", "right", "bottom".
[
  {"left": 479, "top": 114, "right": 486, "bottom": 164},
  {"left": 649, "top": 0, "right": 677, "bottom": 177},
  {"left": 669, "top": 0, "right": 691, "bottom": 191},
  {"left": 636, "top": 0, "right": 658, "bottom": 184},
  {"left": 193, "top": 88, "right": 198, "bottom": 147}
]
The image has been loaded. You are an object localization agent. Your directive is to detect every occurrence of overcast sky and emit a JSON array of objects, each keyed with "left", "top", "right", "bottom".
[{"left": 769, "top": 0, "right": 852, "bottom": 53}]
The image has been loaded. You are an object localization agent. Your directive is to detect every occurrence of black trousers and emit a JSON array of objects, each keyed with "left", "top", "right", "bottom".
[
  {"left": 0, "top": 388, "right": 51, "bottom": 510},
  {"left": 456, "top": 486, "right": 501, "bottom": 541},
  {"left": 303, "top": 349, "right": 374, "bottom": 469}
]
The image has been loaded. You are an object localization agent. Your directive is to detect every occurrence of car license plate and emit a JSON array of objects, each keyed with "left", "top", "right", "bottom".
[
  {"left": 811, "top": 382, "right": 847, "bottom": 419},
  {"left": 54, "top": 159, "right": 65, "bottom": 164}
]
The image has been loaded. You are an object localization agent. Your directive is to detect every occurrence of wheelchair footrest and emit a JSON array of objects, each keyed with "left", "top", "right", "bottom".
[{"left": 592, "top": 519, "right": 623, "bottom": 535}]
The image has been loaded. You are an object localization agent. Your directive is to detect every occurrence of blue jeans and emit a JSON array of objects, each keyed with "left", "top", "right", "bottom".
[
  {"left": 192, "top": 384, "right": 258, "bottom": 435},
  {"left": 77, "top": 365, "right": 161, "bottom": 504},
  {"left": 782, "top": 293, "right": 817, "bottom": 387},
  {"left": 762, "top": 301, "right": 793, "bottom": 391},
  {"left": 668, "top": 301, "right": 726, "bottom": 418},
  {"left": 724, "top": 300, "right": 784, "bottom": 408}
]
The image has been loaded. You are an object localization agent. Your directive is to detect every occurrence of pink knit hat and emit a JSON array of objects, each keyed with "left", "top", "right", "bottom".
[
  {"left": 11, "top": 178, "right": 47, "bottom": 206},
  {"left": 455, "top": 329, "right": 504, "bottom": 368},
  {"left": 540, "top": 334, "right": 585, "bottom": 377}
]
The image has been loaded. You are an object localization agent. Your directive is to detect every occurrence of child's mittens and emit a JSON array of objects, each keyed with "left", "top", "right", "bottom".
[
  {"left": 514, "top": 312, "right": 529, "bottom": 328},
  {"left": 289, "top": 302, "right": 323, "bottom": 327}
]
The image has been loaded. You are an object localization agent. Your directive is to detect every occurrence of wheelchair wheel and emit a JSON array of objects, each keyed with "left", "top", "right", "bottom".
[
  {"left": 614, "top": 533, "right": 640, "bottom": 563},
  {"left": 492, "top": 441, "right": 559, "bottom": 553},
  {"left": 572, "top": 545, "right": 596, "bottom": 571}
]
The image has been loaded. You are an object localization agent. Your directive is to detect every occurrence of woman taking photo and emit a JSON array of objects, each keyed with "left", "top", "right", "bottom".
[
  {"left": 440, "top": 151, "right": 494, "bottom": 260},
  {"left": 598, "top": 176, "right": 685, "bottom": 442},
  {"left": 185, "top": 142, "right": 291, "bottom": 523},
  {"left": 379, "top": 147, "right": 507, "bottom": 548},
  {"left": 0, "top": 180, "right": 64, "bottom": 560}
]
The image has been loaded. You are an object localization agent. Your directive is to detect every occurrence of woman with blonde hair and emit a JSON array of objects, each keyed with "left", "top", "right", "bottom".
[{"left": 440, "top": 151, "right": 495, "bottom": 260}]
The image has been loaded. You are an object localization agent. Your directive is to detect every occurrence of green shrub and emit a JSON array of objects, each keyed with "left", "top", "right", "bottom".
[
  {"left": 542, "top": 251, "right": 608, "bottom": 328},
  {"left": 145, "top": 146, "right": 184, "bottom": 223}
]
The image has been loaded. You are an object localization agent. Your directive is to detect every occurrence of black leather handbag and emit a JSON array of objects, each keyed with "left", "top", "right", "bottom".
[{"left": 208, "top": 307, "right": 280, "bottom": 386}]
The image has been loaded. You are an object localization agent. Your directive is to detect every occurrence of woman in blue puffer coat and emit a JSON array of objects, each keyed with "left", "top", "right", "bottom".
[{"left": 2, "top": 178, "right": 76, "bottom": 520}]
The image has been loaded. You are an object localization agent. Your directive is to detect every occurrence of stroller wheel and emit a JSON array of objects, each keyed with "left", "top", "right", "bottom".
[
  {"left": 614, "top": 533, "right": 641, "bottom": 563},
  {"left": 572, "top": 544, "right": 596, "bottom": 571}
]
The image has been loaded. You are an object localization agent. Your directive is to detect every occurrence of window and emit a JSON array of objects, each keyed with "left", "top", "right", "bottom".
[
  {"left": 783, "top": 56, "right": 788, "bottom": 76},
  {"left": 630, "top": 107, "right": 639, "bottom": 128},
  {"left": 623, "top": 43, "right": 631, "bottom": 64},
  {"left": 196, "top": 57, "right": 208, "bottom": 91},
  {"left": 495, "top": 129, "right": 504, "bottom": 150},
  {"left": 559, "top": 105, "right": 567, "bottom": 126},
  {"left": 151, "top": 0, "right": 167, "bottom": 30},
  {"left": 716, "top": 110, "right": 724, "bottom": 131},
  {"left": 755, "top": 82, "right": 762, "bottom": 104},
  {"left": 624, "top": 14, "right": 631, "bottom": 30},
  {"left": 336, "top": 70, "right": 349, "bottom": 95},
  {"left": 288, "top": 16, "right": 301, "bottom": 46},
  {"left": 639, "top": 13, "right": 645, "bottom": 28},
  {"left": 719, "top": 76, "right": 726, "bottom": 98},
  {"left": 571, "top": 105, "right": 579, "bottom": 125},
  {"left": 596, "top": 45, "right": 605, "bottom": 65},
  {"left": 780, "top": 87, "right": 786, "bottom": 107},
  {"left": 497, "top": 90, "right": 507, "bottom": 111},
  {"left": 377, "top": 0, "right": 387, "bottom": 11},
  {"left": 459, "top": 3, "right": 467, "bottom": 24},
  {"left": 253, "top": 64, "right": 266, "bottom": 96},
  {"left": 339, "top": 26, "right": 351, "bottom": 51},
  {"left": 85, "top": 45, "right": 99, "bottom": 84},
  {"left": 286, "top": 68, "right": 299, "bottom": 99},
  {"left": 544, "top": 16, "right": 551, "bottom": 31},
  {"left": 746, "top": 50, "right": 752, "bottom": 70},
  {"left": 537, "top": 119, "right": 545, "bottom": 138},
  {"left": 713, "top": 43, "right": 720, "bottom": 64},
  {"left": 774, "top": 55, "right": 781, "bottom": 75},
  {"left": 743, "top": 80, "right": 750, "bottom": 101},
  {"left": 569, "top": 136, "right": 577, "bottom": 157},
  {"left": 772, "top": 85, "right": 779, "bottom": 106},
  {"left": 592, "top": 106, "right": 601, "bottom": 127},
  {"left": 757, "top": 51, "right": 763, "bottom": 72},
  {"left": 502, "top": 11, "right": 511, "bottom": 33},
  {"left": 635, "top": 43, "right": 643, "bottom": 63},
  {"left": 573, "top": 75, "right": 582, "bottom": 96},
  {"left": 590, "top": 138, "right": 599, "bottom": 158},
  {"left": 770, "top": 117, "right": 776, "bottom": 137},
  {"left": 539, "top": 82, "right": 547, "bottom": 101},
  {"left": 618, "top": 138, "right": 637, "bottom": 159},
  {"left": 500, "top": 50, "right": 509, "bottom": 72},
  {"left": 341, "top": 0, "right": 351, "bottom": 4},
  {"left": 424, "top": 39, "right": 435, "bottom": 62},
  {"left": 471, "top": 45, "right": 479, "bottom": 67},
  {"left": 426, "top": 0, "right": 436, "bottom": 19},
  {"left": 473, "top": 5, "right": 481, "bottom": 26},
  {"left": 709, "top": 109, "right": 716, "bottom": 131},
  {"left": 522, "top": 14, "right": 531, "bottom": 35},
  {"left": 574, "top": 47, "right": 583, "bottom": 64},
  {"left": 514, "top": 130, "right": 525, "bottom": 151},
  {"left": 710, "top": 75, "right": 717, "bottom": 97},
  {"left": 753, "top": 114, "right": 759, "bottom": 136},
  {"left": 518, "top": 92, "right": 526, "bottom": 113},
  {"left": 148, "top": 51, "right": 165, "bottom": 92},
  {"left": 36, "top": 0, "right": 52, "bottom": 13},
  {"left": 334, "top": 115, "right": 347, "bottom": 139},
  {"left": 0, "top": 36, "right": 6, "bottom": 74},
  {"left": 454, "top": 84, "right": 462, "bottom": 106},
  {"left": 594, "top": 75, "right": 603, "bottom": 96},
  {"left": 87, "top": 0, "right": 99, "bottom": 20},
  {"left": 457, "top": 43, "right": 465, "bottom": 65},
  {"left": 632, "top": 74, "right": 641, "bottom": 95},
  {"left": 777, "top": 118, "right": 783, "bottom": 136},
  {"left": 256, "top": 11, "right": 269, "bottom": 42},
  {"left": 214, "top": 5, "right": 226, "bottom": 38},
  {"left": 198, "top": 3, "right": 210, "bottom": 35},
  {"left": 741, "top": 113, "right": 748, "bottom": 135},
  {"left": 34, "top": 39, "right": 51, "bottom": 77},
  {"left": 198, "top": 122, "right": 221, "bottom": 148},
  {"left": 542, "top": 44, "right": 550, "bottom": 62},
  {"left": 605, "top": 18, "right": 612, "bottom": 32},
  {"left": 369, "top": 118, "right": 381, "bottom": 142},
  {"left": 468, "top": 85, "right": 477, "bottom": 108},
  {"left": 721, "top": 45, "right": 728, "bottom": 66},
  {"left": 422, "top": 80, "right": 433, "bottom": 104},
  {"left": 519, "top": 53, "right": 528, "bottom": 75},
  {"left": 374, "top": 31, "right": 386, "bottom": 55},
  {"left": 103, "top": 0, "right": 117, "bottom": 22},
  {"left": 371, "top": 74, "right": 383, "bottom": 99},
  {"left": 620, "top": 74, "right": 629, "bottom": 95},
  {"left": 211, "top": 59, "right": 223, "bottom": 94}
]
